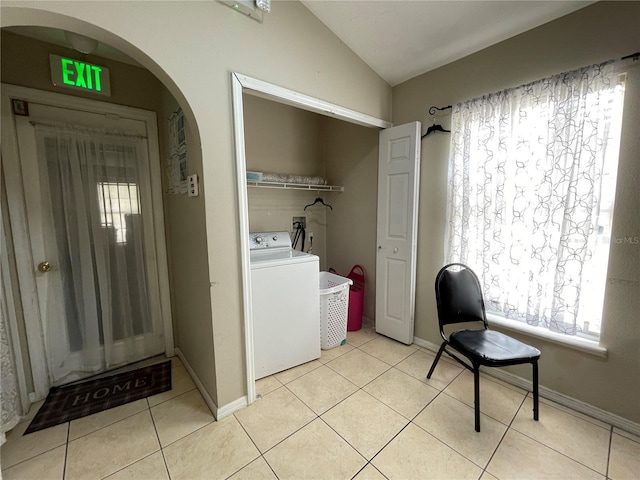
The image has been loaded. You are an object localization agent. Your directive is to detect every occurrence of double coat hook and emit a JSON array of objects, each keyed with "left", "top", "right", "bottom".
[{"left": 422, "top": 105, "right": 452, "bottom": 138}]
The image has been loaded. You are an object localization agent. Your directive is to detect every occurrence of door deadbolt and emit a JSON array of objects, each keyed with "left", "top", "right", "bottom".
[{"left": 37, "top": 261, "right": 51, "bottom": 273}]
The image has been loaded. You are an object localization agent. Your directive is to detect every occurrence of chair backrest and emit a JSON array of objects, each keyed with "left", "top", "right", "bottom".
[{"left": 435, "top": 263, "right": 488, "bottom": 333}]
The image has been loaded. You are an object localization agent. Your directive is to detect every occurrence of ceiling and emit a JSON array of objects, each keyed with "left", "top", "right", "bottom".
[
  {"left": 5, "top": 1, "right": 593, "bottom": 86},
  {"left": 300, "top": 0, "right": 593, "bottom": 86}
]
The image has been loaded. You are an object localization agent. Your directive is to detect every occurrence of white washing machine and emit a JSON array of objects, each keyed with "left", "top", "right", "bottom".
[{"left": 249, "top": 231, "right": 320, "bottom": 379}]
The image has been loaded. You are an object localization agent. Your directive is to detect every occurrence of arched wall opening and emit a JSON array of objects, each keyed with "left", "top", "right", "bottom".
[{"left": 1, "top": 8, "right": 219, "bottom": 411}]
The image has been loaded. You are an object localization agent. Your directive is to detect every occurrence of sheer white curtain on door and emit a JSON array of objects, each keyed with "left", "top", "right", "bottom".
[
  {"left": 1, "top": 284, "right": 21, "bottom": 444},
  {"left": 34, "top": 125, "right": 162, "bottom": 384},
  {"left": 1, "top": 182, "right": 24, "bottom": 443}
]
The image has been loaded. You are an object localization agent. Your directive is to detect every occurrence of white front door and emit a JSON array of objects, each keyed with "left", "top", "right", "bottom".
[
  {"left": 9, "top": 100, "right": 167, "bottom": 386},
  {"left": 375, "top": 122, "right": 421, "bottom": 344}
]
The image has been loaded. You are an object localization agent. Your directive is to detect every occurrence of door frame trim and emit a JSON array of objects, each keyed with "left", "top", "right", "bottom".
[
  {"left": 1, "top": 83, "right": 174, "bottom": 397},
  {"left": 230, "top": 72, "right": 391, "bottom": 408}
]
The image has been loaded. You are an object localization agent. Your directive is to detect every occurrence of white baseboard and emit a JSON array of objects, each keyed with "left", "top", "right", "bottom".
[
  {"left": 216, "top": 396, "right": 249, "bottom": 419},
  {"left": 174, "top": 348, "right": 249, "bottom": 421},
  {"left": 174, "top": 348, "right": 219, "bottom": 420},
  {"left": 413, "top": 336, "right": 640, "bottom": 437}
]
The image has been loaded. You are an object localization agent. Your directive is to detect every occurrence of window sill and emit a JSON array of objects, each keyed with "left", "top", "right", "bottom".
[{"left": 486, "top": 313, "right": 608, "bottom": 358}]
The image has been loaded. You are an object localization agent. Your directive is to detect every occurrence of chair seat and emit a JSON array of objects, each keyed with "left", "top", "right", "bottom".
[{"left": 450, "top": 329, "right": 540, "bottom": 365}]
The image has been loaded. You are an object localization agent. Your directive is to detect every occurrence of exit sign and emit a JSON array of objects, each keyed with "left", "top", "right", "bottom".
[{"left": 50, "top": 54, "right": 111, "bottom": 96}]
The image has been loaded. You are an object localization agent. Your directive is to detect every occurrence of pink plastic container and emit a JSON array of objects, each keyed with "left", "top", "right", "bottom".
[{"left": 346, "top": 265, "right": 365, "bottom": 331}]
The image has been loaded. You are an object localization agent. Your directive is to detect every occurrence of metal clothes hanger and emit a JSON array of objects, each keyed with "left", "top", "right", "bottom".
[
  {"left": 422, "top": 105, "right": 452, "bottom": 138},
  {"left": 422, "top": 123, "right": 451, "bottom": 138},
  {"left": 304, "top": 197, "right": 333, "bottom": 210}
]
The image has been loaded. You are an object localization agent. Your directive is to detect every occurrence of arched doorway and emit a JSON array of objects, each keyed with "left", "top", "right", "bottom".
[{"left": 1, "top": 12, "right": 206, "bottom": 411}]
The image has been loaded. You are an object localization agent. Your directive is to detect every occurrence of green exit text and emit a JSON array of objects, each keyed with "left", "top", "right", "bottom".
[
  {"left": 61, "top": 58, "right": 103, "bottom": 91},
  {"left": 49, "top": 54, "right": 111, "bottom": 97}
]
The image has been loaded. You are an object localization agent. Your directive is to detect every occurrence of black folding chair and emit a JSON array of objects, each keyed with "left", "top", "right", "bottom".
[{"left": 427, "top": 263, "right": 541, "bottom": 432}]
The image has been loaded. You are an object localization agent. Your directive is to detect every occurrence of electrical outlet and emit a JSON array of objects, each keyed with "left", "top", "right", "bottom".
[
  {"left": 188, "top": 174, "right": 199, "bottom": 197},
  {"left": 308, "top": 232, "right": 314, "bottom": 240}
]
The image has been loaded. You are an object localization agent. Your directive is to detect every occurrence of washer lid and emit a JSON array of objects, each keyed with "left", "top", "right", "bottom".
[{"left": 250, "top": 249, "right": 318, "bottom": 268}]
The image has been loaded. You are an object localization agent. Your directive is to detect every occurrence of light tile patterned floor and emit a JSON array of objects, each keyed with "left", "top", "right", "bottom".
[{"left": 2, "top": 328, "right": 639, "bottom": 479}]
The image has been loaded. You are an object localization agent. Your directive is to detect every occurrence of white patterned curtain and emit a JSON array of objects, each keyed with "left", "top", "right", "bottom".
[
  {"left": 1, "top": 236, "right": 22, "bottom": 444},
  {"left": 446, "top": 61, "right": 624, "bottom": 336},
  {"left": 1, "top": 301, "right": 21, "bottom": 445}
]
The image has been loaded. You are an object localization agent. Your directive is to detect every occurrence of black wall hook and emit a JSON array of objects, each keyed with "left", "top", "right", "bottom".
[
  {"left": 423, "top": 104, "right": 452, "bottom": 138},
  {"left": 428, "top": 105, "right": 452, "bottom": 116}
]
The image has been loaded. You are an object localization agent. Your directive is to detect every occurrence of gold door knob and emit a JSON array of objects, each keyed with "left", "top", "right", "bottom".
[{"left": 37, "top": 261, "right": 52, "bottom": 273}]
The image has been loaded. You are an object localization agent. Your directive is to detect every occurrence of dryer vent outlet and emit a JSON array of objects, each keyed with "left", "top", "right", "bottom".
[{"left": 293, "top": 217, "right": 306, "bottom": 230}]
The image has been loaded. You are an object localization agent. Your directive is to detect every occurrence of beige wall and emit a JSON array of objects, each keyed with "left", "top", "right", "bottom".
[
  {"left": 244, "top": 95, "right": 326, "bottom": 177},
  {"left": 1, "top": 0, "right": 392, "bottom": 408},
  {"left": 243, "top": 94, "right": 381, "bottom": 318},
  {"left": 1, "top": 30, "right": 164, "bottom": 110},
  {"left": 325, "top": 119, "right": 379, "bottom": 321},
  {"left": 244, "top": 94, "right": 328, "bottom": 268},
  {"left": 392, "top": 1, "right": 640, "bottom": 422},
  {"left": 157, "top": 93, "right": 217, "bottom": 401}
]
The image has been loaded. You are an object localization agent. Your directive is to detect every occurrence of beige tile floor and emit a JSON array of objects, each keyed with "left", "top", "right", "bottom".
[{"left": 2, "top": 328, "right": 639, "bottom": 480}]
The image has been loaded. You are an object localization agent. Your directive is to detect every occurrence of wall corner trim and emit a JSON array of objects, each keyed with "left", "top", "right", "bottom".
[
  {"left": 174, "top": 348, "right": 219, "bottom": 419},
  {"left": 413, "top": 336, "right": 640, "bottom": 437}
]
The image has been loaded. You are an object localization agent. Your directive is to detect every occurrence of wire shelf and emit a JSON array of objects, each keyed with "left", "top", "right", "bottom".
[{"left": 247, "top": 181, "right": 344, "bottom": 192}]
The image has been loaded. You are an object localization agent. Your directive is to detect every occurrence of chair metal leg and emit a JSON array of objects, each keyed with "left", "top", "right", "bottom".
[
  {"left": 427, "top": 342, "right": 447, "bottom": 379},
  {"left": 533, "top": 360, "right": 539, "bottom": 421},
  {"left": 473, "top": 366, "right": 480, "bottom": 432}
]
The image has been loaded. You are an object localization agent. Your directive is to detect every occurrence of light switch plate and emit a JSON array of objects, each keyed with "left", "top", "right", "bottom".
[{"left": 188, "top": 174, "right": 199, "bottom": 197}]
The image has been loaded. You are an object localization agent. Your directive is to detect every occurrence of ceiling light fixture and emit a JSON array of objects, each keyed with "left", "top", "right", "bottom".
[
  {"left": 219, "top": 0, "right": 268, "bottom": 22},
  {"left": 256, "top": 0, "right": 270, "bottom": 13},
  {"left": 64, "top": 31, "right": 98, "bottom": 55}
]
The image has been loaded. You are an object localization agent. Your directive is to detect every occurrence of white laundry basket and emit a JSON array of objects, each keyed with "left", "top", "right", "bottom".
[{"left": 319, "top": 272, "right": 353, "bottom": 350}]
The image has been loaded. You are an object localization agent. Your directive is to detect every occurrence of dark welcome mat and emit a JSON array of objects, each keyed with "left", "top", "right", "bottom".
[{"left": 25, "top": 360, "right": 171, "bottom": 434}]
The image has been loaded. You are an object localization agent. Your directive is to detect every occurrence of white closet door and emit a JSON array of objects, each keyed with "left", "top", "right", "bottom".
[{"left": 375, "top": 121, "right": 421, "bottom": 344}]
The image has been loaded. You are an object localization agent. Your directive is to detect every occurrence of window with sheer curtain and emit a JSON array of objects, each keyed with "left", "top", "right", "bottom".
[{"left": 445, "top": 61, "right": 625, "bottom": 340}]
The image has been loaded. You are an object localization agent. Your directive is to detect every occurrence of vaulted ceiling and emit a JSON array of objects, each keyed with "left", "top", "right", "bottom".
[{"left": 301, "top": 1, "right": 593, "bottom": 86}]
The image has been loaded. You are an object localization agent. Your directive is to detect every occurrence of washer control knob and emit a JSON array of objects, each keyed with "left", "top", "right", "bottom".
[
  {"left": 272, "top": 235, "right": 278, "bottom": 241},
  {"left": 255, "top": 235, "right": 265, "bottom": 244}
]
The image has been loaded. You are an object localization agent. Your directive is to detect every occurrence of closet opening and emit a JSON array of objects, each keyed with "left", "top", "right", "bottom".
[{"left": 231, "top": 73, "right": 392, "bottom": 404}]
